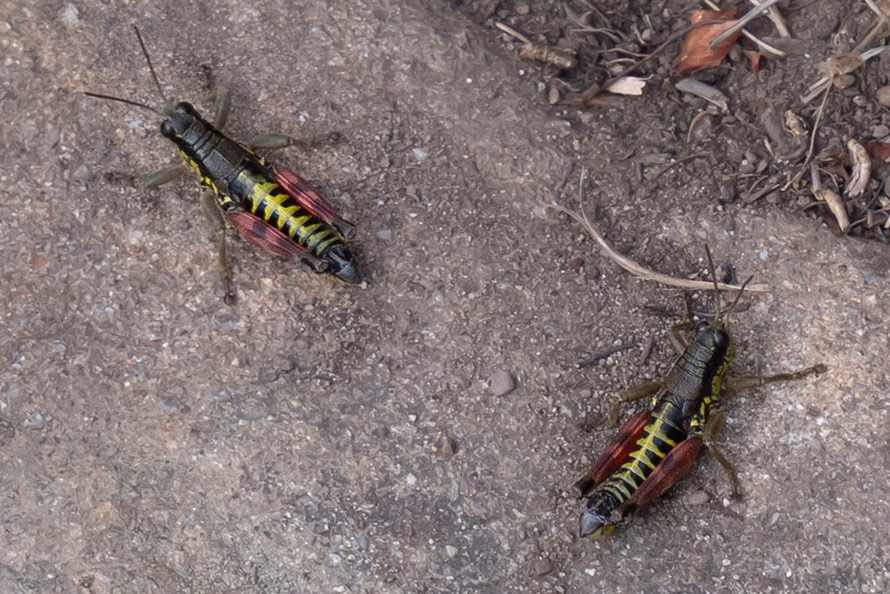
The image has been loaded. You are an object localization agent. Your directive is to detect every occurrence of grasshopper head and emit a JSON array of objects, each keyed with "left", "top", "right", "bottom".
[
  {"left": 160, "top": 102, "right": 202, "bottom": 140},
  {"left": 693, "top": 319, "right": 736, "bottom": 369},
  {"left": 696, "top": 319, "right": 730, "bottom": 350}
]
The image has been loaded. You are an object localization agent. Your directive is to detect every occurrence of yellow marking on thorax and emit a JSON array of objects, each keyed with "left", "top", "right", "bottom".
[{"left": 179, "top": 150, "right": 219, "bottom": 194}]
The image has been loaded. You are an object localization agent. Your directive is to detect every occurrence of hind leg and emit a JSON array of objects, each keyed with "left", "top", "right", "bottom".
[
  {"left": 701, "top": 410, "right": 740, "bottom": 499},
  {"left": 199, "top": 190, "right": 236, "bottom": 305},
  {"left": 727, "top": 364, "right": 827, "bottom": 391}
]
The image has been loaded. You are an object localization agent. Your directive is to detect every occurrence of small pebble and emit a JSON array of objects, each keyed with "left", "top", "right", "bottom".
[
  {"left": 406, "top": 473, "right": 417, "bottom": 486},
  {"left": 23, "top": 412, "right": 45, "bottom": 428},
  {"left": 73, "top": 164, "right": 90, "bottom": 183},
  {"left": 876, "top": 86, "right": 890, "bottom": 108},
  {"left": 445, "top": 545, "right": 458, "bottom": 558},
  {"left": 60, "top": 3, "right": 79, "bottom": 23},
  {"left": 548, "top": 86, "right": 560, "bottom": 105},
  {"left": 532, "top": 559, "right": 552, "bottom": 576},
  {"left": 376, "top": 229, "right": 392, "bottom": 240},
  {"left": 835, "top": 74, "right": 855, "bottom": 89},
  {"left": 258, "top": 368, "right": 278, "bottom": 382},
  {"left": 683, "top": 488, "right": 710, "bottom": 506},
  {"left": 488, "top": 370, "right": 515, "bottom": 396},
  {"left": 872, "top": 124, "right": 890, "bottom": 138}
]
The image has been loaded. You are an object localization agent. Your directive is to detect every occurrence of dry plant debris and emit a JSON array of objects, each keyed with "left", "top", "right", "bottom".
[
  {"left": 495, "top": 21, "right": 578, "bottom": 70},
  {"left": 544, "top": 169, "right": 769, "bottom": 293},
  {"left": 864, "top": 141, "right": 890, "bottom": 161},
  {"left": 846, "top": 140, "right": 871, "bottom": 197},
  {"left": 672, "top": 9, "right": 741, "bottom": 75}
]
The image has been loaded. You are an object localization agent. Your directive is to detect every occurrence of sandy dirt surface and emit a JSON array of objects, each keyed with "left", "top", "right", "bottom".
[{"left": 2, "top": 1, "right": 889, "bottom": 592}]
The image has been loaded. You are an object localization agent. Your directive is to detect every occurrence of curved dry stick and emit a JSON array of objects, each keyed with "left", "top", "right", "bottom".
[{"left": 544, "top": 170, "right": 770, "bottom": 293}]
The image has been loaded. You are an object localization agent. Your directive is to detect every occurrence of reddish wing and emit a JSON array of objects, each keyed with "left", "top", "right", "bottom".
[
  {"left": 626, "top": 436, "right": 704, "bottom": 510},
  {"left": 590, "top": 409, "right": 651, "bottom": 483},
  {"left": 270, "top": 164, "right": 357, "bottom": 239},
  {"left": 226, "top": 210, "right": 305, "bottom": 260},
  {"left": 573, "top": 409, "right": 650, "bottom": 497}
]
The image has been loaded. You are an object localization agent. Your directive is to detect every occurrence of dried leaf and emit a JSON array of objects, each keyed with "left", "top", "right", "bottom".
[
  {"left": 672, "top": 10, "right": 741, "bottom": 75},
  {"left": 744, "top": 50, "right": 762, "bottom": 78},
  {"left": 863, "top": 141, "right": 890, "bottom": 161},
  {"left": 824, "top": 53, "right": 864, "bottom": 81},
  {"left": 846, "top": 139, "right": 871, "bottom": 197},
  {"left": 606, "top": 76, "right": 647, "bottom": 96},
  {"left": 814, "top": 188, "right": 850, "bottom": 233},
  {"left": 784, "top": 110, "right": 807, "bottom": 136},
  {"left": 820, "top": 164, "right": 850, "bottom": 184}
]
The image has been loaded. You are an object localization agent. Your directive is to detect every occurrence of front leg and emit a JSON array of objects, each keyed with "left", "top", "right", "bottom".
[
  {"left": 142, "top": 163, "right": 189, "bottom": 190},
  {"left": 247, "top": 133, "right": 337, "bottom": 152}
]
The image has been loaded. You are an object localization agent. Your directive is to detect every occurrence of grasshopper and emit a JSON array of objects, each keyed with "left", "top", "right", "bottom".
[
  {"left": 86, "top": 26, "right": 364, "bottom": 304},
  {"left": 575, "top": 249, "right": 826, "bottom": 538}
]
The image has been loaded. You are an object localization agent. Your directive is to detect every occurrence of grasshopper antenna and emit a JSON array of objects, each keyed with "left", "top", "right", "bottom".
[
  {"left": 725, "top": 275, "right": 753, "bottom": 320},
  {"left": 704, "top": 244, "right": 721, "bottom": 321},
  {"left": 83, "top": 91, "right": 163, "bottom": 115},
  {"left": 133, "top": 25, "right": 168, "bottom": 104}
]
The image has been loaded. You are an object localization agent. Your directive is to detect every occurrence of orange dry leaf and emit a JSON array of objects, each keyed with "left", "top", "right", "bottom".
[
  {"left": 863, "top": 141, "right": 890, "bottom": 162},
  {"left": 820, "top": 164, "right": 850, "bottom": 184},
  {"left": 744, "top": 50, "right": 762, "bottom": 78},
  {"left": 672, "top": 9, "right": 740, "bottom": 75}
]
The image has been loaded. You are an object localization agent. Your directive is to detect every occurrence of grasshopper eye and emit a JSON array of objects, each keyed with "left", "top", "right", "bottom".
[
  {"left": 160, "top": 119, "right": 175, "bottom": 138},
  {"left": 176, "top": 101, "right": 197, "bottom": 115}
]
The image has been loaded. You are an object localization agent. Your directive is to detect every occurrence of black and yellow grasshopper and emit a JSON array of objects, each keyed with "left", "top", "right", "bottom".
[
  {"left": 86, "top": 27, "right": 363, "bottom": 304},
  {"left": 574, "top": 250, "right": 826, "bottom": 539}
]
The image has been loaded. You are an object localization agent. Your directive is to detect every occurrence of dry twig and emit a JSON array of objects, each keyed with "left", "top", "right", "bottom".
[
  {"left": 543, "top": 169, "right": 770, "bottom": 292},
  {"left": 811, "top": 162, "right": 851, "bottom": 232},
  {"left": 749, "top": 0, "right": 790, "bottom": 37},
  {"left": 784, "top": 83, "right": 831, "bottom": 190},
  {"left": 709, "top": 0, "right": 782, "bottom": 48},
  {"left": 703, "top": 0, "right": 787, "bottom": 57},
  {"left": 495, "top": 21, "right": 577, "bottom": 69}
]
